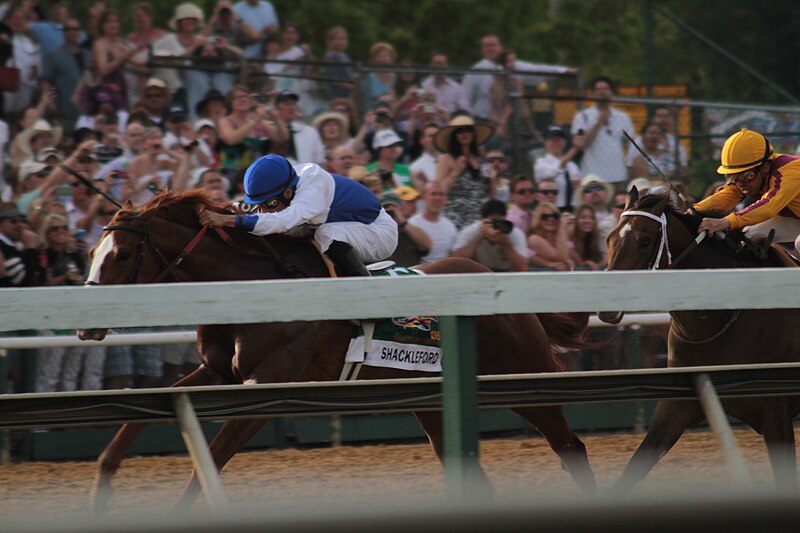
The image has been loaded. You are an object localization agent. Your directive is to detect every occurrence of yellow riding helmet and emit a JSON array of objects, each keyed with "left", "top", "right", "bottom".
[{"left": 717, "top": 128, "right": 774, "bottom": 175}]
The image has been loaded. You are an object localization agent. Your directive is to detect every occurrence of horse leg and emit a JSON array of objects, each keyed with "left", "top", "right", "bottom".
[
  {"left": 411, "top": 411, "right": 493, "bottom": 497},
  {"left": 91, "top": 365, "right": 225, "bottom": 515},
  {"left": 760, "top": 398, "right": 798, "bottom": 491},
  {"left": 611, "top": 399, "right": 704, "bottom": 494},
  {"left": 173, "top": 418, "right": 267, "bottom": 513},
  {"left": 512, "top": 406, "right": 596, "bottom": 494}
]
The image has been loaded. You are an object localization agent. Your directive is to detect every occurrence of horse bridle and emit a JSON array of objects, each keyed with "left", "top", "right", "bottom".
[
  {"left": 101, "top": 222, "right": 177, "bottom": 284},
  {"left": 619, "top": 208, "right": 741, "bottom": 343}
]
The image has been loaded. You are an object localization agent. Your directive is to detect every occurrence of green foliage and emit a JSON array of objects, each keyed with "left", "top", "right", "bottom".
[{"left": 61, "top": 0, "right": 800, "bottom": 104}]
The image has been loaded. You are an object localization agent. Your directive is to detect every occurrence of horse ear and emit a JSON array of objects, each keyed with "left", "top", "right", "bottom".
[
  {"left": 123, "top": 200, "right": 133, "bottom": 210},
  {"left": 625, "top": 186, "right": 638, "bottom": 209}
]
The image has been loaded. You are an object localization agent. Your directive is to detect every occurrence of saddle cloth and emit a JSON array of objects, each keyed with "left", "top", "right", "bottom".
[{"left": 344, "top": 266, "right": 442, "bottom": 372}]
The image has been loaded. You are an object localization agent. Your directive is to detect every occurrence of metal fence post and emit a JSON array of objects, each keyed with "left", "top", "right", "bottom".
[
  {"left": 0, "top": 349, "right": 8, "bottom": 464},
  {"left": 439, "top": 315, "right": 480, "bottom": 498}
]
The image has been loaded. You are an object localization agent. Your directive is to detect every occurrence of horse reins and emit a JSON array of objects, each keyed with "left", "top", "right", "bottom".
[
  {"left": 619, "top": 208, "right": 741, "bottom": 342},
  {"left": 102, "top": 221, "right": 234, "bottom": 283}
]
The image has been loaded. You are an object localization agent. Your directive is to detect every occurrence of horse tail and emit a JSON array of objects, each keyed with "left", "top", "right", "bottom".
[{"left": 538, "top": 312, "right": 593, "bottom": 351}]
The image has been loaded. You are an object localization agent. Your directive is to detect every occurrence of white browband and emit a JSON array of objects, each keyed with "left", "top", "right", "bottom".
[{"left": 620, "top": 210, "right": 672, "bottom": 269}]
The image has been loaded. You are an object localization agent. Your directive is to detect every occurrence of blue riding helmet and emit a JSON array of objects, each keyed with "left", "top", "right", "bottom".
[{"left": 242, "top": 155, "right": 299, "bottom": 205}]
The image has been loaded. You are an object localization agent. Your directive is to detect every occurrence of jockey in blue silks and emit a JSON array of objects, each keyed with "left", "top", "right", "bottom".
[{"left": 199, "top": 154, "right": 398, "bottom": 276}]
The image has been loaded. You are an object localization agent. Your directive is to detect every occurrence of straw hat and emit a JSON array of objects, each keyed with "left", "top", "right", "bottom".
[
  {"left": 169, "top": 3, "right": 205, "bottom": 31},
  {"left": 312, "top": 112, "right": 349, "bottom": 136},
  {"left": 17, "top": 120, "right": 63, "bottom": 157},
  {"left": 433, "top": 115, "right": 494, "bottom": 153},
  {"left": 573, "top": 174, "right": 614, "bottom": 204}
]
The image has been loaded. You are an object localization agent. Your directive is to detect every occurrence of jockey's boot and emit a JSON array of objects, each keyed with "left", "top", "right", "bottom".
[{"left": 327, "top": 240, "right": 370, "bottom": 277}]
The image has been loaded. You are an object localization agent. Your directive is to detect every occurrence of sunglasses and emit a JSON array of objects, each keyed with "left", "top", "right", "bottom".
[
  {"left": 515, "top": 188, "right": 534, "bottom": 194},
  {"left": 487, "top": 157, "right": 505, "bottom": 163},
  {"left": 584, "top": 184, "right": 606, "bottom": 193},
  {"left": 540, "top": 213, "right": 560, "bottom": 221},
  {"left": 453, "top": 127, "right": 473, "bottom": 135},
  {"left": 48, "top": 225, "right": 69, "bottom": 231},
  {"left": 3, "top": 218, "right": 25, "bottom": 225},
  {"left": 539, "top": 189, "right": 558, "bottom": 196},
  {"left": 63, "top": 26, "right": 81, "bottom": 31},
  {"left": 145, "top": 92, "right": 164, "bottom": 99}
]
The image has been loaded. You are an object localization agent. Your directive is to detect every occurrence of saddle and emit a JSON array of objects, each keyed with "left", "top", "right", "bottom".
[{"left": 769, "top": 244, "right": 800, "bottom": 268}]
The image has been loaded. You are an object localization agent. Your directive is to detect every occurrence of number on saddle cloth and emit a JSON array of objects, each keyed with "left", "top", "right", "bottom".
[{"left": 344, "top": 266, "right": 443, "bottom": 373}]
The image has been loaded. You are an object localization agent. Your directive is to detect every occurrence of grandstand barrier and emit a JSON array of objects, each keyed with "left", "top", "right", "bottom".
[{"left": 2, "top": 269, "right": 799, "bottom": 507}]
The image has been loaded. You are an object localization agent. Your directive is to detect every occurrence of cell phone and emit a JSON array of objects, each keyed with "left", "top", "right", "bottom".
[{"left": 577, "top": 129, "right": 585, "bottom": 135}]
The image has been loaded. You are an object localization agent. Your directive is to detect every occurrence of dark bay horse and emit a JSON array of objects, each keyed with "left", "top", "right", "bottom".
[
  {"left": 600, "top": 187, "right": 800, "bottom": 492},
  {"left": 79, "top": 190, "right": 596, "bottom": 512}
]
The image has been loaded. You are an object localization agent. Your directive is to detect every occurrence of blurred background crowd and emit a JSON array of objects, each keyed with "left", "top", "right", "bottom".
[{"left": 0, "top": 0, "right": 713, "bottom": 393}]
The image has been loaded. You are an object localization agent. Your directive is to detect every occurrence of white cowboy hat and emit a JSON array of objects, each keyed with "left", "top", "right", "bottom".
[
  {"left": 169, "top": 3, "right": 205, "bottom": 31},
  {"left": 17, "top": 120, "right": 63, "bottom": 158},
  {"left": 433, "top": 115, "right": 494, "bottom": 153},
  {"left": 312, "top": 112, "right": 349, "bottom": 136},
  {"left": 573, "top": 174, "right": 614, "bottom": 205}
]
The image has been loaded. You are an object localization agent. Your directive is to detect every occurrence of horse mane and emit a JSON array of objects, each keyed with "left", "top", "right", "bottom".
[
  {"left": 634, "top": 192, "right": 777, "bottom": 266},
  {"left": 117, "top": 189, "right": 231, "bottom": 224}
]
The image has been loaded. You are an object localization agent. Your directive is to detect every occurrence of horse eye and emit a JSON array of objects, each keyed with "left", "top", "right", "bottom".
[
  {"left": 117, "top": 250, "right": 132, "bottom": 262},
  {"left": 639, "top": 237, "right": 652, "bottom": 248}
]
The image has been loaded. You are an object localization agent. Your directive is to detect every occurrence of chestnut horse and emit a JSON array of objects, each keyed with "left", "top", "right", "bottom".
[
  {"left": 600, "top": 187, "right": 800, "bottom": 492},
  {"left": 80, "top": 190, "right": 596, "bottom": 512}
]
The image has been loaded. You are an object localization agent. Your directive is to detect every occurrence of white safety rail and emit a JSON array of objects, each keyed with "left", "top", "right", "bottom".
[
  {"left": 1, "top": 269, "right": 799, "bottom": 511},
  {"left": 0, "top": 313, "right": 671, "bottom": 350}
]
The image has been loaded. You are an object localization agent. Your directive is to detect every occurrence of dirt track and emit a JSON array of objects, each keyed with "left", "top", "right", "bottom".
[{"left": 0, "top": 426, "right": 795, "bottom": 520}]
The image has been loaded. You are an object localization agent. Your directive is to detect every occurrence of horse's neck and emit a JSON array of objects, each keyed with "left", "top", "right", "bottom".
[{"left": 667, "top": 219, "right": 740, "bottom": 270}]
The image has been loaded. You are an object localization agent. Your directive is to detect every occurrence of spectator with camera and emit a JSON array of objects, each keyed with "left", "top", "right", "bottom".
[
  {"left": 217, "top": 85, "right": 288, "bottom": 177},
  {"left": 353, "top": 100, "right": 407, "bottom": 161},
  {"left": 408, "top": 181, "right": 457, "bottom": 263},
  {"left": 381, "top": 188, "right": 431, "bottom": 267},
  {"left": 570, "top": 76, "right": 633, "bottom": 190},
  {"left": 421, "top": 51, "right": 470, "bottom": 115},
  {"left": 129, "top": 127, "right": 192, "bottom": 205},
  {"left": 366, "top": 130, "right": 411, "bottom": 189},
  {"left": 451, "top": 199, "right": 528, "bottom": 272}
]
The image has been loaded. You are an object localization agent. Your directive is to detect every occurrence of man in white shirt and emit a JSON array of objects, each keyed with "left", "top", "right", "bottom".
[
  {"left": 409, "top": 123, "right": 439, "bottom": 185},
  {"left": 462, "top": 34, "right": 574, "bottom": 122},
  {"left": 451, "top": 199, "right": 529, "bottom": 272},
  {"left": 421, "top": 52, "right": 469, "bottom": 114},
  {"left": 534, "top": 125, "right": 582, "bottom": 211},
  {"left": 408, "top": 181, "right": 457, "bottom": 264},
  {"left": 570, "top": 76, "right": 634, "bottom": 189},
  {"left": 275, "top": 90, "right": 326, "bottom": 165}
]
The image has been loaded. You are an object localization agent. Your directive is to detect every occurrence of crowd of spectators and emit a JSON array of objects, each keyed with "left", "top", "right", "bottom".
[{"left": 0, "top": 0, "right": 683, "bottom": 392}]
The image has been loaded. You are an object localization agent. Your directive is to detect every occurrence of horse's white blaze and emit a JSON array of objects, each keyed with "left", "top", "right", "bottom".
[
  {"left": 87, "top": 233, "right": 115, "bottom": 284},
  {"left": 618, "top": 222, "right": 633, "bottom": 240}
]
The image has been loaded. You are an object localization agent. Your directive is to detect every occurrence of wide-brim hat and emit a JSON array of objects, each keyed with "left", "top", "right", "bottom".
[
  {"left": 433, "top": 115, "right": 494, "bottom": 153},
  {"left": 312, "top": 112, "right": 349, "bottom": 135},
  {"left": 195, "top": 89, "right": 226, "bottom": 115},
  {"left": 17, "top": 120, "right": 63, "bottom": 156},
  {"left": 574, "top": 174, "right": 614, "bottom": 203},
  {"left": 169, "top": 3, "right": 205, "bottom": 31}
]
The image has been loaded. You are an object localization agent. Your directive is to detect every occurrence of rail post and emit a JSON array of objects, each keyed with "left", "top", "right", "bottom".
[{"left": 440, "top": 316, "right": 482, "bottom": 498}]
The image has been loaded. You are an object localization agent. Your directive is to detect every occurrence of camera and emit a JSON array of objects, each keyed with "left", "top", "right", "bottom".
[
  {"left": 422, "top": 104, "right": 436, "bottom": 114},
  {"left": 490, "top": 219, "right": 513, "bottom": 235},
  {"left": 378, "top": 169, "right": 393, "bottom": 183},
  {"left": 416, "top": 89, "right": 426, "bottom": 98},
  {"left": 375, "top": 111, "right": 390, "bottom": 124},
  {"left": 208, "top": 36, "right": 219, "bottom": 45},
  {"left": 182, "top": 140, "right": 199, "bottom": 153}
]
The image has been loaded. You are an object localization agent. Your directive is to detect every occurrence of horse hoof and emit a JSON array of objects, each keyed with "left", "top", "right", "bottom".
[{"left": 90, "top": 486, "right": 113, "bottom": 516}]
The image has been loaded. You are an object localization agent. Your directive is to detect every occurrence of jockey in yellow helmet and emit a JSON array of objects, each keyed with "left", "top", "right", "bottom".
[{"left": 695, "top": 129, "right": 800, "bottom": 254}]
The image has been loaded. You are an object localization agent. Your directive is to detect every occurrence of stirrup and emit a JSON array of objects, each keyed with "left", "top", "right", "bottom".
[{"left": 367, "top": 260, "right": 395, "bottom": 272}]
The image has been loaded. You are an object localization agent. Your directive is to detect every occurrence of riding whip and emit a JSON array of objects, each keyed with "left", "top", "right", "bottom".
[
  {"left": 622, "top": 130, "right": 710, "bottom": 247},
  {"left": 60, "top": 164, "right": 123, "bottom": 209}
]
